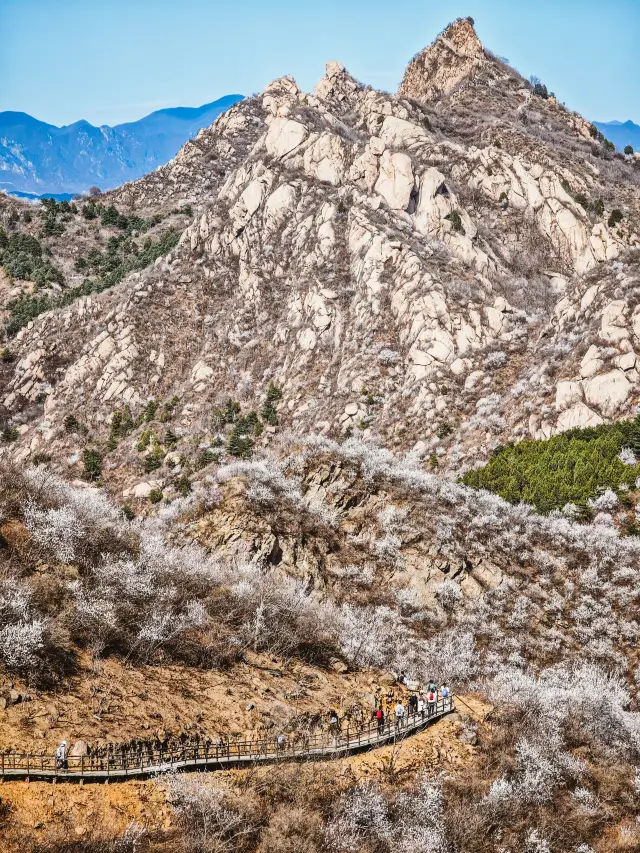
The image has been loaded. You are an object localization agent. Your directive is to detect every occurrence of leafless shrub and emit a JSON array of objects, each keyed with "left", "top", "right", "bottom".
[{"left": 163, "top": 773, "right": 260, "bottom": 853}]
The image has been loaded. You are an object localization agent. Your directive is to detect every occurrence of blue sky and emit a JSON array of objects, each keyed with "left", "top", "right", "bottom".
[{"left": 1, "top": 0, "right": 638, "bottom": 127}]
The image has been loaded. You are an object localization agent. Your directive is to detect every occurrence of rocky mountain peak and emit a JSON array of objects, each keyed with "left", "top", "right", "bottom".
[
  {"left": 440, "top": 16, "right": 484, "bottom": 55},
  {"left": 314, "top": 62, "right": 363, "bottom": 105},
  {"left": 399, "top": 16, "right": 494, "bottom": 102},
  {"left": 1, "top": 20, "right": 639, "bottom": 505}
]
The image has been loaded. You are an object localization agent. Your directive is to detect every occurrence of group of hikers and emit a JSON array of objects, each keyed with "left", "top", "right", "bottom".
[
  {"left": 52, "top": 675, "right": 450, "bottom": 769},
  {"left": 374, "top": 676, "right": 449, "bottom": 735},
  {"left": 54, "top": 732, "right": 221, "bottom": 771},
  {"left": 321, "top": 676, "right": 449, "bottom": 744}
]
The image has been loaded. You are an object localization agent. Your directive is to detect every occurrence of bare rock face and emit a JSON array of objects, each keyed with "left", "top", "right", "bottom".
[
  {"left": 375, "top": 150, "right": 414, "bottom": 210},
  {"left": 1, "top": 20, "right": 639, "bottom": 489},
  {"left": 399, "top": 18, "right": 487, "bottom": 102}
]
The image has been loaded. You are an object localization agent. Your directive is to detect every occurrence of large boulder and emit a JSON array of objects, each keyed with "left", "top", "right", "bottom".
[
  {"left": 583, "top": 370, "right": 632, "bottom": 418},
  {"left": 69, "top": 740, "right": 88, "bottom": 758},
  {"left": 374, "top": 150, "right": 414, "bottom": 210},
  {"left": 555, "top": 380, "right": 583, "bottom": 412},
  {"left": 556, "top": 402, "right": 603, "bottom": 432},
  {"left": 265, "top": 118, "right": 308, "bottom": 158}
]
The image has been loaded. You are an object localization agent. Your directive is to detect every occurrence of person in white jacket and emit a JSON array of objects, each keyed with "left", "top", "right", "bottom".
[
  {"left": 417, "top": 694, "right": 426, "bottom": 719},
  {"left": 394, "top": 702, "right": 406, "bottom": 730},
  {"left": 55, "top": 740, "right": 68, "bottom": 770}
]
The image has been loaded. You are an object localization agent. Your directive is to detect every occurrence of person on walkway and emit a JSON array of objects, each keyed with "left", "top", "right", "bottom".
[
  {"left": 394, "top": 701, "right": 406, "bottom": 730},
  {"left": 398, "top": 671, "right": 408, "bottom": 686},
  {"left": 417, "top": 693, "right": 426, "bottom": 720},
  {"left": 328, "top": 710, "right": 340, "bottom": 746},
  {"left": 408, "top": 693, "right": 418, "bottom": 715},
  {"left": 376, "top": 706, "right": 385, "bottom": 735},
  {"left": 427, "top": 688, "right": 437, "bottom": 715},
  {"left": 277, "top": 733, "right": 287, "bottom": 752},
  {"left": 55, "top": 740, "right": 68, "bottom": 770},
  {"left": 441, "top": 684, "right": 450, "bottom": 705},
  {"left": 428, "top": 677, "right": 437, "bottom": 693}
]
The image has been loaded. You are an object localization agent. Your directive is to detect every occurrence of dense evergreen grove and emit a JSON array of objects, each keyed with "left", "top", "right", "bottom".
[
  {"left": 4, "top": 228, "right": 179, "bottom": 336},
  {"left": 0, "top": 228, "right": 64, "bottom": 288},
  {"left": 462, "top": 417, "right": 640, "bottom": 515}
]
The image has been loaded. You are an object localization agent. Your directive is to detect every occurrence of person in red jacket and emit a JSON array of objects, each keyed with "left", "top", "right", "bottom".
[{"left": 427, "top": 689, "right": 437, "bottom": 715}]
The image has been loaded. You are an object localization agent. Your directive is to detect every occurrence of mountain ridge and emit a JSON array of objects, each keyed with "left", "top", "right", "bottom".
[{"left": 2, "top": 17, "right": 639, "bottom": 499}]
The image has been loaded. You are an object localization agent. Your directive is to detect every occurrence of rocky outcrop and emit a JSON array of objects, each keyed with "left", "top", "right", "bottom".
[
  {"left": 190, "top": 457, "right": 503, "bottom": 610},
  {"left": 399, "top": 18, "right": 487, "bottom": 102}
]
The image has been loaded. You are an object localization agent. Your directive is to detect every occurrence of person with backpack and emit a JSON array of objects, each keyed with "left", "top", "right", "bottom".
[
  {"left": 427, "top": 688, "right": 437, "bottom": 715},
  {"left": 376, "top": 706, "right": 385, "bottom": 735},
  {"left": 55, "top": 740, "right": 68, "bottom": 770},
  {"left": 441, "top": 684, "right": 450, "bottom": 707}
]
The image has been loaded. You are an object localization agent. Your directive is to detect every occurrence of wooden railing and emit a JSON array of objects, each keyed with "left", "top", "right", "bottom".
[{"left": 0, "top": 695, "right": 453, "bottom": 782}]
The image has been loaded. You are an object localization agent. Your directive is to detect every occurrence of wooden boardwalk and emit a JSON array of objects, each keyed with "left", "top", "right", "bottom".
[{"left": 0, "top": 696, "right": 454, "bottom": 782}]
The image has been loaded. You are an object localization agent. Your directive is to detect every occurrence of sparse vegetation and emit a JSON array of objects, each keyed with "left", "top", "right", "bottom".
[
  {"left": 107, "top": 406, "right": 135, "bottom": 449},
  {"left": 529, "top": 75, "right": 550, "bottom": 99},
  {"left": 445, "top": 210, "right": 464, "bottom": 234},
  {"left": 159, "top": 396, "right": 179, "bottom": 422},
  {"left": 4, "top": 226, "right": 180, "bottom": 335},
  {"left": 64, "top": 414, "right": 82, "bottom": 433},
  {"left": 227, "top": 412, "right": 261, "bottom": 458},
  {"left": 213, "top": 398, "right": 241, "bottom": 429},
  {"left": 260, "top": 381, "right": 283, "bottom": 426},
  {"left": 196, "top": 447, "right": 222, "bottom": 469},
  {"left": 174, "top": 473, "right": 192, "bottom": 496},
  {"left": 142, "top": 436, "right": 165, "bottom": 472},
  {"left": 1, "top": 426, "right": 19, "bottom": 443}
]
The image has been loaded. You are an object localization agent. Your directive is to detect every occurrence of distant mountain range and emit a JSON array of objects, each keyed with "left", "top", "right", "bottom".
[
  {"left": 592, "top": 119, "right": 640, "bottom": 153},
  {"left": 0, "top": 95, "right": 244, "bottom": 196}
]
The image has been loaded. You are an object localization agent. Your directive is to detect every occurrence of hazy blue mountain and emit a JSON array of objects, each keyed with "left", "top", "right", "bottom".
[
  {"left": 0, "top": 95, "right": 243, "bottom": 196},
  {"left": 592, "top": 120, "right": 640, "bottom": 153}
]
